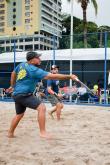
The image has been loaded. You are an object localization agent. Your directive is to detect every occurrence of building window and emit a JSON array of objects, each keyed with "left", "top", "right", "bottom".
[
  {"left": 54, "top": 0, "right": 57, "bottom": 3},
  {"left": 44, "top": 46, "right": 47, "bottom": 50},
  {"left": 25, "top": 0, "right": 30, "bottom": 4},
  {"left": 13, "top": 2, "right": 16, "bottom": 6},
  {"left": 13, "top": 8, "right": 16, "bottom": 12},
  {"left": 40, "top": 38, "right": 43, "bottom": 42},
  {"left": 25, "top": 45, "right": 33, "bottom": 51},
  {"left": 0, "top": 10, "right": 5, "bottom": 14},
  {"left": 0, "top": 4, "right": 5, "bottom": 8},
  {"left": 25, "top": 38, "right": 33, "bottom": 42},
  {"left": 25, "top": 6, "right": 30, "bottom": 10},
  {"left": 6, "top": 40, "right": 10, "bottom": 43},
  {"left": 34, "top": 32, "right": 38, "bottom": 35},
  {"left": 25, "top": 12, "right": 30, "bottom": 17},
  {"left": 6, "top": 47, "right": 10, "bottom": 52},
  {"left": 0, "top": 0, "right": 4, "bottom": 2},
  {"left": 13, "top": 27, "right": 16, "bottom": 31},
  {"left": 25, "top": 19, "right": 30, "bottom": 23},
  {"left": 19, "top": 45, "right": 23, "bottom": 49},
  {"left": 0, "top": 22, "right": 4, "bottom": 26},
  {"left": 0, "top": 40, "right": 4, "bottom": 44},
  {"left": 13, "top": 15, "right": 16, "bottom": 19},
  {"left": 0, "top": 28, "right": 4, "bottom": 32},
  {"left": 40, "top": 45, "right": 43, "bottom": 50},
  {"left": 0, "top": 16, "right": 4, "bottom": 21},
  {"left": 19, "top": 39, "right": 23, "bottom": 42},
  {"left": 34, "top": 45, "right": 38, "bottom": 50},
  {"left": 11, "top": 39, "right": 17, "bottom": 43},
  {"left": 13, "top": 21, "right": 16, "bottom": 25},
  {"left": 34, "top": 38, "right": 38, "bottom": 41}
]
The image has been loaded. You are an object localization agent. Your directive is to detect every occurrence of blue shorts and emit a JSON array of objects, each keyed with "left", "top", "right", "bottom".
[{"left": 13, "top": 93, "right": 42, "bottom": 114}]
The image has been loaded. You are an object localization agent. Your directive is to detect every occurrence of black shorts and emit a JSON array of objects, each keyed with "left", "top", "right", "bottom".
[{"left": 13, "top": 93, "right": 42, "bottom": 114}]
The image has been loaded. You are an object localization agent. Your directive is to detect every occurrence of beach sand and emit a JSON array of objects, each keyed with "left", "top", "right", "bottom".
[{"left": 0, "top": 102, "right": 110, "bottom": 165}]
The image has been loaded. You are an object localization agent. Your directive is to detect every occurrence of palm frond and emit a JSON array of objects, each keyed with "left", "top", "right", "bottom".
[
  {"left": 6, "top": 0, "right": 10, "bottom": 2},
  {"left": 91, "top": 0, "right": 98, "bottom": 15}
]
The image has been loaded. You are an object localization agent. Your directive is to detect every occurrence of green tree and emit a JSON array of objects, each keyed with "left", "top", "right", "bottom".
[
  {"left": 59, "top": 14, "right": 82, "bottom": 49},
  {"left": 74, "top": 22, "right": 99, "bottom": 48},
  {"left": 67, "top": 0, "right": 98, "bottom": 48},
  {"left": 61, "top": 14, "right": 82, "bottom": 35},
  {"left": 98, "top": 26, "right": 110, "bottom": 48},
  {"left": 59, "top": 14, "right": 99, "bottom": 48},
  {"left": 6, "top": 0, "right": 10, "bottom": 2}
]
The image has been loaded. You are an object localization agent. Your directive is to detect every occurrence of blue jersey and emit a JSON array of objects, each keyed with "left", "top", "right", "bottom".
[
  {"left": 13, "top": 62, "right": 49, "bottom": 95},
  {"left": 47, "top": 79, "right": 59, "bottom": 94}
]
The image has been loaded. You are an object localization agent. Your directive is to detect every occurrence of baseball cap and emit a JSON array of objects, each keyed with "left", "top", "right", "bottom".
[
  {"left": 51, "top": 65, "right": 59, "bottom": 69},
  {"left": 26, "top": 51, "right": 41, "bottom": 61}
]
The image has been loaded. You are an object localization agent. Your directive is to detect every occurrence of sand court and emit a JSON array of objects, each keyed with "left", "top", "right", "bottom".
[{"left": 0, "top": 102, "right": 110, "bottom": 165}]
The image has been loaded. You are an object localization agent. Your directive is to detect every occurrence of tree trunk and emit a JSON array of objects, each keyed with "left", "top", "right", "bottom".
[
  {"left": 99, "top": 30, "right": 103, "bottom": 48},
  {"left": 83, "top": 9, "right": 87, "bottom": 48}
]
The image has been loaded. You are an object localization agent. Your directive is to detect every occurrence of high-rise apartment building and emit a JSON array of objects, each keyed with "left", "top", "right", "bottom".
[{"left": 0, "top": 0, "right": 62, "bottom": 52}]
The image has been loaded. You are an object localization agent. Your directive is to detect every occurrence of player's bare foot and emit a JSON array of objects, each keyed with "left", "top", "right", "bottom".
[
  {"left": 48, "top": 112, "right": 54, "bottom": 119},
  {"left": 8, "top": 131, "right": 15, "bottom": 138},
  {"left": 40, "top": 132, "right": 53, "bottom": 139}
]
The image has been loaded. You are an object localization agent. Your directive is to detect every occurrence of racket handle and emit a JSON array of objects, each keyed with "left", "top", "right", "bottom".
[{"left": 75, "top": 78, "right": 79, "bottom": 82}]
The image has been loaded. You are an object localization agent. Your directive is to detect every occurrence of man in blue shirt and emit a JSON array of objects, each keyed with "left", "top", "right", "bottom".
[
  {"left": 7, "top": 51, "right": 78, "bottom": 139},
  {"left": 47, "top": 65, "right": 64, "bottom": 120}
]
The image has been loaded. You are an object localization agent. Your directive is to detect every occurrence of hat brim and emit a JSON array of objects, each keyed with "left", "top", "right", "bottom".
[{"left": 36, "top": 53, "right": 42, "bottom": 57}]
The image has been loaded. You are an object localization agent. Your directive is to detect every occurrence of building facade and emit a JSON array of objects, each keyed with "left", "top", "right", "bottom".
[{"left": 0, "top": 0, "right": 62, "bottom": 52}]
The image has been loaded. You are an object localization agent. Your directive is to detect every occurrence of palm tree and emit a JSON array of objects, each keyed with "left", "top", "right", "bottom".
[
  {"left": 67, "top": 0, "right": 98, "bottom": 48},
  {"left": 98, "top": 26, "right": 110, "bottom": 48}
]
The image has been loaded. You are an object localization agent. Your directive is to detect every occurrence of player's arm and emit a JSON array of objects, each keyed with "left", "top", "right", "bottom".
[
  {"left": 10, "top": 71, "right": 17, "bottom": 87},
  {"left": 47, "top": 80, "right": 54, "bottom": 95},
  {"left": 47, "top": 86, "right": 54, "bottom": 95},
  {"left": 7, "top": 71, "right": 17, "bottom": 93},
  {"left": 44, "top": 73, "right": 78, "bottom": 81}
]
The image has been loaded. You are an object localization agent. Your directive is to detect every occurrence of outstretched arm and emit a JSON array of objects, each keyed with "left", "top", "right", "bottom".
[{"left": 44, "top": 73, "right": 78, "bottom": 81}]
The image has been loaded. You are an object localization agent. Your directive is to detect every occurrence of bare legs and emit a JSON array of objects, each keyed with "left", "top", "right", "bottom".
[
  {"left": 48, "top": 106, "right": 57, "bottom": 119},
  {"left": 8, "top": 113, "right": 24, "bottom": 138},
  {"left": 49, "top": 103, "right": 64, "bottom": 120},
  {"left": 37, "top": 103, "right": 51, "bottom": 138},
  {"left": 8, "top": 103, "right": 51, "bottom": 139}
]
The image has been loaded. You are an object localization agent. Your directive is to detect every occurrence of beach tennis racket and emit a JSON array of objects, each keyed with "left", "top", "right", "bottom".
[{"left": 75, "top": 78, "right": 97, "bottom": 97}]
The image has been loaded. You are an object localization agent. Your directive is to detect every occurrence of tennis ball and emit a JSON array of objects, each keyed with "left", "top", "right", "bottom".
[{"left": 94, "top": 85, "right": 98, "bottom": 91}]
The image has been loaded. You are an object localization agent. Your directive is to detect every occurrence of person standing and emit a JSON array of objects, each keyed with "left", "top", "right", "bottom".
[
  {"left": 108, "top": 70, "right": 110, "bottom": 86},
  {"left": 47, "top": 65, "right": 63, "bottom": 120},
  {"left": 7, "top": 51, "right": 78, "bottom": 139}
]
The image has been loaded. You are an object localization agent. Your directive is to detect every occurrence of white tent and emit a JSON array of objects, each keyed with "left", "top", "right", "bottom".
[{"left": 0, "top": 48, "right": 110, "bottom": 63}]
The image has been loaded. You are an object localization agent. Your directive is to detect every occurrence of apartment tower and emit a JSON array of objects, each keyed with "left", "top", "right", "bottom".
[{"left": 0, "top": 0, "right": 62, "bottom": 51}]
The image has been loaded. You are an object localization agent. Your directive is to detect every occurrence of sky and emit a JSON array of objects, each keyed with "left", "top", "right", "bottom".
[{"left": 62, "top": 0, "right": 110, "bottom": 27}]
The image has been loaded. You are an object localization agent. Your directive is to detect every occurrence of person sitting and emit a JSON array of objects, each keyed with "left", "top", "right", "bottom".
[{"left": 77, "top": 85, "right": 89, "bottom": 102}]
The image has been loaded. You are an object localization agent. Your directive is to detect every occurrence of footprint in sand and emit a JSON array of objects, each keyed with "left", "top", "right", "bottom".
[
  {"left": 0, "top": 159, "right": 7, "bottom": 165},
  {"left": 53, "top": 157, "right": 64, "bottom": 163},
  {"left": 64, "top": 158, "right": 86, "bottom": 165},
  {"left": 85, "top": 159, "right": 104, "bottom": 165}
]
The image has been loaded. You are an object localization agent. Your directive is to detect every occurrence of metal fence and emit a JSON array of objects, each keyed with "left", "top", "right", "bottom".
[{"left": 0, "top": 32, "right": 110, "bottom": 105}]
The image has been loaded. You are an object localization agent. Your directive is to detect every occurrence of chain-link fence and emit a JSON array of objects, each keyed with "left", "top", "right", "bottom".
[{"left": 0, "top": 32, "right": 110, "bottom": 105}]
